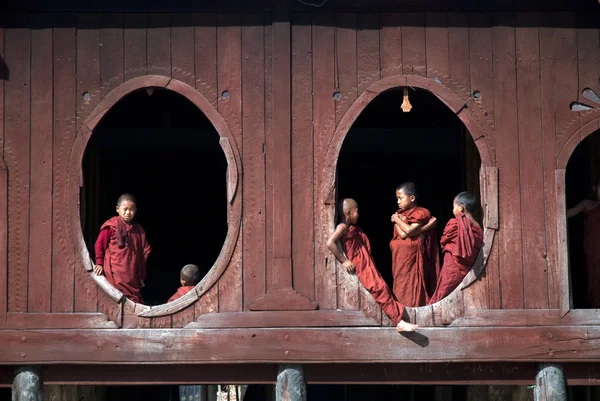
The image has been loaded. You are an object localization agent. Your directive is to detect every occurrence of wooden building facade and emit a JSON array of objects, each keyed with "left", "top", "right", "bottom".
[{"left": 0, "top": 0, "right": 600, "bottom": 398}]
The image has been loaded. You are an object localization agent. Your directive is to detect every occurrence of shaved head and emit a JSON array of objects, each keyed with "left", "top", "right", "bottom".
[
  {"left": 343, "top": 198, "right": 358, "bottom": 213},
  {"left": 180, "top": 264, "right": 201, "bottom": 286}
]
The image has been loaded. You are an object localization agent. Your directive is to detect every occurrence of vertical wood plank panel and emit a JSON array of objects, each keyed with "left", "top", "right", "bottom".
[
  {"left": 576, "top": 12, "right": 600, "bottom": 127},
  {"left": 554, "top": 12, "right": 578, "bottom": 154},
  {"left": 52, "top": 15, "right": 77, "bottom": 313},
  {"left": 401, "top": 13, "right": 426, "bottom": 76},
  {"left": 264, "top": 20, "right": 274, "bottom": 293},
  {"left": 493, "top": 13, "right": 523, "bottom": 309},
  {"left": 28, "top": 16, "right": 53, "bottom": 313},
  {"left": 312, "top": 15, "right": 337, "bottom": 310},
  {"left": 448, "top": 13, "right": 471, "bottom": 100},
  {"left": 425, "top": 12, "right": 449, "bottom": 81},
  {"left": 99, "top": 13, "right": 124, "bottom": 98},
  {"left": 194, "top": 14, "right": 218, "bottom": 107},
  {"left": 217, "top": 14, "right": 243, "bottom": 312},
  {"left": 124, "top": 14, "right": 147, "bottom": 81},
  {"left": 357, "top": 13, "right": 380, "bottom": 93},
  {"left": 0, "top": 25, "right": 6, "bottom": 321},
  {"left": 292, "top": 13, "right": 316, "bottom": 302},
  {"left": 171, "top": 14, "right": 195, "bottom": 87},
  {"left": 540, "top": 14, "right": 559, "bottom": 308},
  {"left": 147, "top": 14, "right": 171, "bottom": 76},
  {"left": 242, "top": 14, "right": 266, "bottom": 309},
  {"left": 334, "top": 13, "right": 356, "bottom": 125},
  {"left": 516, "top": 13, "right": 548, "bottom": 309},
  {"left": 379, "top": 13, "right": 402, "bottom": 78},
  {"left": 5, "top": 23, "right": 30, "bottom": 313},
  {"left": 76, "top": 14, "right": 101, "bottom": 313}
]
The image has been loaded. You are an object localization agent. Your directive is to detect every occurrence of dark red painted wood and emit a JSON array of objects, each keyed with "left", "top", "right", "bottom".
[
  {"left": 401, "top": 13, "right": 426, "bottom": 76},
  {"left": 147, "top": 14, "right": 171, "bottom": 76},
  {"left": 334, "top": 13, "right": 357, "bottom": 125},
  {"left": 99, "top": 13, "right": 124, "bottom": 98},
  {"left": 194, "top": 13, "right": 218, "bottom": 107},
  {"left": 291, "top": 12, "right": 316, "bottom": 303},
  {"left": 242, "top": 13, "right": 267, "bottom": 309},
  {"left": 28, "top": 16, "right": 53, "bottom": 313},
  {"left": 516, "top": 13, "right": 548, "bottom": 309},
  {"left": 264, "top": 17, "right": 274, "bottom": 295},
  {"left": 379, "top": 13, "right": 402, "bottom": 78},
  {"left": 493, "top": 13, "right": 523, "bottom": 309},
  {"left": 171, "top": 13, "right": 195, "bottom": 86},
  {"left": 0, "top": 25, "right": 6, "bottom": 322},
  {"left": 356, "top": 13, "right": 380, "bottom": 93},
  {"left": 425, "top": 12, "right": 448, "bottom": 81},
  {"left": 123, "top": 14, "right": 147, "bottom": 80},
  {"left": 447, "top": 13, "right": 470, "bottom": 100},
  {"left": 576, "top": 12, "right": 600, "bottom": 127},
  {"left": 5, "top": 22, "right": 31, "bottom": 313},
  {"left": 51, "top": 14, "right": 77, "bottom": 313}
]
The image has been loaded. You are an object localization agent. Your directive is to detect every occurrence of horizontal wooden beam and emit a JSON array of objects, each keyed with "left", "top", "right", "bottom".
[
  {"left": 4, "top": 313, "right": 118, "bottom": 329},
  {"left": 188, "top": 311, "right": 379, "bottom": 328},
  {"left": 1, "top": 326, "right": 600, "bottom": 364}
]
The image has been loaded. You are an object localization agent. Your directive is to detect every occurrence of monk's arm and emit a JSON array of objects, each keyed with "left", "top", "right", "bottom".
[
  {"left": 567, "top": 200, "right": 594, "bottom": 218},
  {"left": 392, "top": 214, "right": 422, "bottom": 237},
  {"left": 93, "top": 228, "right": 111, "bottom": 275},
  {"left": 326, "top": 224, "right": 355, "bottom": 273},
  {"left": 422, "top": 217, "right": 437, "bottom": 232}
]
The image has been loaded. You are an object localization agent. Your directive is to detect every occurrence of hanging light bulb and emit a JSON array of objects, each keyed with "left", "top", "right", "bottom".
[{"left": 401, "top": 87, "right": 412, "bottom": 113}]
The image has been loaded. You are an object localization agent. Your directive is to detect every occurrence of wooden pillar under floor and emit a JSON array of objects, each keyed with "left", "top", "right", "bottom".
[
  {"left": 535, "top": 364, "right": 566, "bottom": 401},
  {"left": 276, "top": 365, "right": 306, "bottom": 401},
  {"left": 12, "top": 366, "right": 42, "bottom": 401},
  {"left": 44, "top": 386, "right": 106, "bottom": 401}
]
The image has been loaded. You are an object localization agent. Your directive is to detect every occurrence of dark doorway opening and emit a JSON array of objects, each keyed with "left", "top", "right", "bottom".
[
  {"left": 337, "top": 89, "right": 481, "bottom": 291},
  {"left": 566, "top": 130, "right": 600, "bottom": 309},
  {"left": 82, "top": 89, "right": 228, "bottom": 305}
]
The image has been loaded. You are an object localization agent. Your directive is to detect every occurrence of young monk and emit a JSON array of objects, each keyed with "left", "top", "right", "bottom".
[
  {"left": 427, "top": 192, "right": 484, "bottom": 304},
  {"left": 94, "top": 194, "right": 152, "bottom": 304},
  {"left": 390, "top": 182, "right": 440, "bottom": 307},
  {"left": 327, "top": 198, "right": 418, "bottom": 332},
  {"left": 168, "top": 264, "right": 201, "bottom": 302},
  {"left": 567, "top": 177, "right": 600, "bottom": 308}
]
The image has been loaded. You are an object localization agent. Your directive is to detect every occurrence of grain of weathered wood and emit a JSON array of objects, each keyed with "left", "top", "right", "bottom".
[
  {"left": 28, "top": 17, "right": 53, "bottom": 313},
  {"left": 6, "top": 313, "right": 118, "bottom": 329},
  {"left": 555, "top": 169, "right": 570, "bottom": 315},
  {"left": 171, "top": 304, "right": 195, "bottom": 328},
  {"left": 291, "top": 12, "right": 315, "bottom": 303},
  {"left": 5, "top": 23, "right": 31, "bottom": 314},
  {"left": 194, "top": 13, "right": 218, "bottom": 107},
  {"left": 401, "top": 13, "right": 426, "bottom": 76},
  {"left": 448, "top": 13, "right": 471, "bottom": 100},
  {"left": 425, "top": 12, "right": 449, "bottom": 82},
  {"left": 535, "top": 364, "right": 566, "bottom": 401},
  {"left": 99, "top": 13, "right": 124, "bottom": 98},
  {"left": 52, "top": 16, "right": 77, "bottom": 313},
  {"left": 356, "top": 13, "right": 380, "bottom": 93},
  {"left": 242, "top": 14, "right": 266, "bottom": 309},
  {"left": 124, "top": 14, "right": 146, "bottom": 80},
  {"left": 147, "top": 14, "right": 171, "bottom": 76},
  {"left": 379, "top": 13, "right": 402, "bottom": 77},
  {"left": 171, "top": 13, "right": 195, "bottom": 86},
  {"left": 0, "top": 27, "right": 4, "bottom": 322},
  {"left": 194, "top": 282, "right": 219, "bottom": 320},
  {"left": 516, "top": 13, "right": 548, "bottom": 309},
  {"left": 334, "top": 13, "right": 357, "bottom": 125},
  {"left": 13, "top": 366, "right": 42, "bottom": 401},
  {"left": 493, "top": 13, "right": 523, "bottom": 309},
  {"left": 264, "top": 18, "right": 274, "bottom": 295},
  {"left": 576, "top": 12, "right": 599, "bottom": 127}
]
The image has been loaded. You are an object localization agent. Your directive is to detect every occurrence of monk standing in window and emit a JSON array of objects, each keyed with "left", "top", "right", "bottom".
[
  {"left": 327, "top": 198, "right": 418, "bottom": 332},
  {"left": 427, "top": 192, "right": 483, "bottom": 305},
  {"left": 390, "top": 182, "right": 440, "bottom": 307},
  {"left": 94, "top": 194, "right": 152, "bottom": 304},
  {"left": 567, "top": 177, "right": 600, "bottom": 308}
]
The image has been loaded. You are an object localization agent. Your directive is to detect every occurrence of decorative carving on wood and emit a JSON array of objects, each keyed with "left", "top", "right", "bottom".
[
  {"left": 322, "top": 74, "right": 498, "bottom": 327},
  {"left": 66, "top": 75, "right": 242, "bottom": 323}
]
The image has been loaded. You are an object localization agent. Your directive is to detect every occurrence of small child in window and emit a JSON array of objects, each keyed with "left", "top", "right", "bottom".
[{"left": 168, "top": 264, "right": 201, "bottom": 302}]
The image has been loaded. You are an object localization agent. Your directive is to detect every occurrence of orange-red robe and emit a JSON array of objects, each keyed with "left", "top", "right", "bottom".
[
  {"left": 390, "top": 206, "right": 440, "bottom": 307},
  {"left": 168, "top": 286, "right": 196, "bottom": 302},
  {"left": 95, "top": 216, "right": 151, "bottom": 304},
  {"left": 340, "top": 224, "right": 405, "bottom": 325},
  {"left": 585, "top": 205, "right": 600, "bottom": 308},
  {"left": 428, "top": 214, "right": 483, "bottom": 305}
]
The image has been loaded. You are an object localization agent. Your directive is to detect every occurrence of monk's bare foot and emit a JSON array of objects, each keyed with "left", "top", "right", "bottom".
[{"left": 396, "top": 320, "right": 418, "bottom": 332}]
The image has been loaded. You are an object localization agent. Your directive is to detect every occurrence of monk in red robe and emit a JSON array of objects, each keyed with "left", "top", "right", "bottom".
[
  {"left": 428, "top": 192, "right": 484, "bottom": 305},
  {"left": 168, "top": 264, "right": 201, "bottom": 302},
  {"left": 568, "top": 177, "right": 600, "bottom": 308},
  {"left": 390, "top": 182, "right": 440, "bottom": 307},
  {"left": 327, "top": 198, "right": 418, "bottom": 332},
  {"left": 94, "top": 194, "right": 151, "bottom": 304}
]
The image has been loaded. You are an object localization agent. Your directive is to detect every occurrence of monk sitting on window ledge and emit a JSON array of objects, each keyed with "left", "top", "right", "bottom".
[
  {"left": 168, "top": 264, "right": 201, "bottom": 302},
  {"left": 327, "top": 198, "right": 418, "bottom": 332},
  {"left": 94, "top": 193, "right": 152, "bottom": 304},
  {"left": 427, "top": 192, "right": 483, "bottom": 305}
]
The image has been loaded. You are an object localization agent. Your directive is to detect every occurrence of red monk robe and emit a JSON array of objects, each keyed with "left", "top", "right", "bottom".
[
  {"left": 390, "top": 207, "right": 440, "bottom": 307},
  {"left": 95, "top": 216, "right": 151, "bottom": 304},
  {"left": 428, "top": 213, "right": 483, "bottom": 305},
  {"left": 340, "top": 225, "right": 405, "bottom": 325},
  {"left": 584, "top": 205, "right": 600, "bottom": 308},
  {"left": 168, "top": 286, "right": 196, "bottom": 302}
]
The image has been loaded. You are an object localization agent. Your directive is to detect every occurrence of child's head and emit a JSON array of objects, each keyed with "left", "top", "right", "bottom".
[
  {"left": 180, "top": 264, "right": 201, "bottom": 287},
  {"left": 396, "top": 182, "right": 418, "bottom": 211},
  {"left": 339, "top": 198, "right": 359, "bottom": 225},
  {"left": 116, "top": 193, "right": 137, "bottom": 224},
  {"left": 453, "top": 191, "right": 477, "bottom": 217}
]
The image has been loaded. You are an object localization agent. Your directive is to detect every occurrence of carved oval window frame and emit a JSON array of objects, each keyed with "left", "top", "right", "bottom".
[
  {"left": 321, "top": 75, "right": 499, "bottom": 313},
  {"left": 67, "top": 75, "right": 242, "bottom": 318},
  {"left": 555, "top": 111, "right": 600, "bottom": 316}
]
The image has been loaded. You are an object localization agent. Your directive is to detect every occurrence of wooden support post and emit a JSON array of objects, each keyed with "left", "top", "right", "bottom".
[
  {"left": 535, "top": 364, "right": 566, "bottom": 401},
  {"left": 12, "top": 366, "right": 42, "bottom": 401},
  {"left": 276, "top": 365, "right": 306, "bottom": 401}
]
